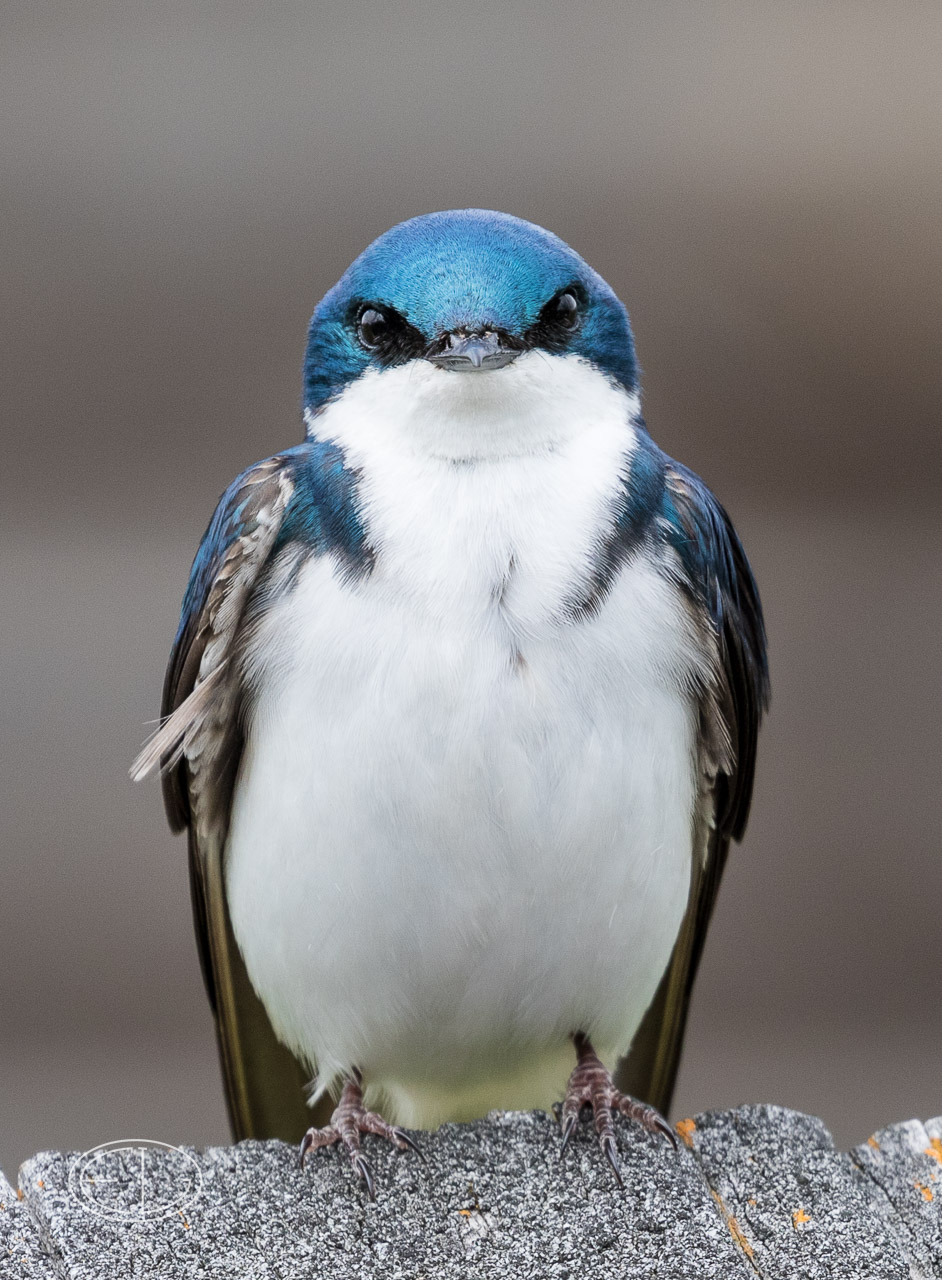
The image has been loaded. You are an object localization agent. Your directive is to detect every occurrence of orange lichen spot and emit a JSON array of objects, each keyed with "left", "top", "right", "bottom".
[
  {"left": 915, "top": 1182, "right": 934, "bottom": 1203},
  {"left": 710, "top": 1189, "right": 754, "bottom": 1260},
  {"left": 792, "top": 1208, "right": 811, "bottom": 1227},
  {"left": 747, "top": 1198, "right": 757, "bottom": 1207},
  {"left": 675, "top": 1118, "right": 697, "bottom": 1147},
  {"left": 925, "top": 1138, "right": 942, "bottom": 1166},
  {"left": 36, "top": 1181, "right": 44, "bottom": 1190},
  {"left": 458, "top": 1209, "right": 472, "bottom": 1217},
  {"left": 15, "top": 1189, "right": 23, "bottom": 1202},
  {"left": 177, "top": 1210, "right": 190, "bottom": 1229},
  {"left": 728, "top": 1216, "right": 754, "bottom": 1258},
  {"left": 867, "top": 1136, "right": 880, "bottom": 1150}
]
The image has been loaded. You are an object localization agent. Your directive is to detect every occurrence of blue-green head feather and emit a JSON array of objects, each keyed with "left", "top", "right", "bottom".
[{"left": 303, "top": 209, "right": 638, "bottom": 412}]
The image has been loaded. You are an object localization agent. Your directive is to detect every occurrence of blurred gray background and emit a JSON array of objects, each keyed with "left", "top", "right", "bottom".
[{"left": 2, "top": 1, "right": 940, "bottom": 1177}]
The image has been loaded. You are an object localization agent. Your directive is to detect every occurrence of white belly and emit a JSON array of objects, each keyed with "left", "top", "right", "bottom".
[
  {"left": 226, "top": 360, "right": 705, "bottom": 1125},
  {"left": 226, "top": 552, "right": 699, "bottom": 1125}
]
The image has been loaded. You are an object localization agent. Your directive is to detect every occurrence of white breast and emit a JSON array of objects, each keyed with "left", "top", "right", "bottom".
[{"left": 225, "top": 354, "right": 706, "bottom": 1125}]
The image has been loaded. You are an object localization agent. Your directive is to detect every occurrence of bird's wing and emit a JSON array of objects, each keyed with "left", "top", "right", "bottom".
[
  {"left": 616, "top": 461, "right": 769, "bottom": 1113},
  {"left": 132, "top": 450, "right": 321, "bottom": 1141}
]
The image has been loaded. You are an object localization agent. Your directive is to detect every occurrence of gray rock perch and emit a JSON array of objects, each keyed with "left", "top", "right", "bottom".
[{"left": 4, "top": 1106, "right": 942, "bottom": 1278}]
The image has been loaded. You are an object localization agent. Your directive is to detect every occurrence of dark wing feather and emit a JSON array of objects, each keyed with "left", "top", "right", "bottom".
[
  {"left": 617, "top": 462, "right": 769, "bottom": 1113},
  {"left": 156, "top": 453, "right": 290, "bottom": 832},
  {"left": 132, "top": 452, "right": 317, "bottom": 1141}
]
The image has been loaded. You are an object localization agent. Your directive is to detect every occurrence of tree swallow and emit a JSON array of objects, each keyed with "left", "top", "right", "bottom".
[{"left": 133, "top": 209, "right": 768, "bottom": 1197}]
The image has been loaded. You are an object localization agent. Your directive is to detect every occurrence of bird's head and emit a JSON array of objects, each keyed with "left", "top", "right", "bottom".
[{"left": 303, "top": 210, "right": 639, "bottom": 460}]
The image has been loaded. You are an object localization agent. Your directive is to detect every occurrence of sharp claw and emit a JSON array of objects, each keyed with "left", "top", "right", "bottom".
[
  {"left": 657, "top": 1118, "right": 679, "bottom": 1151},
  {"left": 354, "top": 1154, "right": 376, "bottom": 1200},
  {"left": 601, "top": 1134, "right": 624, "bottom": 1188},
  {"left": 298, "top": 1130, "right": 314, "bottom": 1169},
  {"left": 393, "top": 1127, "right": 425, "bottom": 1160},
  {"left": 559, "top": 1113, "right": 578, "bottom": 1157}
]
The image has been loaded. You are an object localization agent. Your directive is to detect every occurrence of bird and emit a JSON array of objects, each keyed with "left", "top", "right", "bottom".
[{"left": 133, "top": 208, "right": 768, "bottom": 1198}]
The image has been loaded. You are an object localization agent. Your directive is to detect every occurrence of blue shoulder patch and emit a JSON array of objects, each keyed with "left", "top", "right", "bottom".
[
  {"left": 273, "top": 439, "right": 373, "bottom": 576},
  {"left": 174, "top": 441, "right": 370, "bottom": 655},
  {"left": 566, "top": 424, "right": 666, "bottom": 618}
]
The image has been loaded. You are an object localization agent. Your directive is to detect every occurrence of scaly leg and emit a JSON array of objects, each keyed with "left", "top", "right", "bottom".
[
  {"left": 560, "top": 1033, "right": 677, "bottom": 1185},
  {"left": 299, "top": 1069, "right": 421, "bottom": 1199}
]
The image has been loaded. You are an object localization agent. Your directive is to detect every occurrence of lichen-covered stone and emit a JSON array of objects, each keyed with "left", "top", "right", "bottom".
[
  {"left": 0, "top": 1169, "right": 56, "bottom": 1278},
  {"left": 10, "top": 1108, "right": 942, "bottom": 1278},
  {"left": 853, "top": 1114, "right": 942, "bottom": 1277},
  {"left": 18, "top": 1112, "right": 752, "bottom": 1279},
  {"left": 683, "top": 1104, "right": 910, "bottom": 1278}
]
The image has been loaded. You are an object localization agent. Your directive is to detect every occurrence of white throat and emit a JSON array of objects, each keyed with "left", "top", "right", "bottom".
[
  {"left": 301, "top": 352, "right": 642, "bottom": 626},
  {"left": 303, "top": 351, "right": 640, "bottom": 464}
]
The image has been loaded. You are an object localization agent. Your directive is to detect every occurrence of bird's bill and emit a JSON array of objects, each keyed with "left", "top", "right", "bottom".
[{"left": 425, "top": 330, "right": 522, "bottom": 373}]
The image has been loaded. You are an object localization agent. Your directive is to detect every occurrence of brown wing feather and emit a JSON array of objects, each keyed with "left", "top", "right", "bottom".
[
  {"left": 188, "top": 824, "right": 318, "bottom": 1140},
  {"left": 616, "top": 807, "right": 729, "bottom": 1113}
]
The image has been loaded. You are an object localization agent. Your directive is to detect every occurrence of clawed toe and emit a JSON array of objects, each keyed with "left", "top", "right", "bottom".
[
  {"left": 352, "top": 1153, "right": 376, "bottom": 1200},
  {"left": 601, "top": 1132, "right": 624, "bottom": 1187},
  {"left": 298, "top": 1129, "right": 315, "bottom": 1168},
  {"left": 559, "top": 1110, "right": 579, "bottom": 1155},
  {"left": 614, "top": 1091, "right": 679, "bottom": 1150},
  {"left": 650, "top": 1112, "right": 679, "bottom": 1150},
  {"left": 392, "top": 1127, "right": 425, "bottom": 1159},
  {"left": 559, "top": 1032, "right": 677, "bottom": 1184},
  {"left": 298, "top": 1072, "right": 421, "bottom": 1198}
]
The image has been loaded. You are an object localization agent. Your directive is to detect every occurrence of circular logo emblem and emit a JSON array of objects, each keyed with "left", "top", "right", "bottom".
[{"left": 69, "top": 1139, "right": 203, "bottom": 1222}]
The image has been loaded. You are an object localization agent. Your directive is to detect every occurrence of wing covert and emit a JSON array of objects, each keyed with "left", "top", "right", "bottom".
[
  {"left": 132, "top": 453, "right": 295, "bottom": 829},
  {"left": 663, "top": 460, "right": 769, "bottom": 843}
]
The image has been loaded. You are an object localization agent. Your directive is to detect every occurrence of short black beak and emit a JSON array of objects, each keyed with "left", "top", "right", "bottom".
[{"left": 425, "top": 330, "right": 521, "bottom": 373}]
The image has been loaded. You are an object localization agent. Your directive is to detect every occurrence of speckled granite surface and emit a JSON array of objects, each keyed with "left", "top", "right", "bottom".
[{"left": 6, "top": 1106, "right": 941, "bottom": 1278}]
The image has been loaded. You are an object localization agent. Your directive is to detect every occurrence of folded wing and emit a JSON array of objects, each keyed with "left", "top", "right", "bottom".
[
  {"left": 132, "top": 451, "right": 317, "bottom": 1140},
  {"left": 617, "top": 461, "right": 769, "bottom": 1111}
]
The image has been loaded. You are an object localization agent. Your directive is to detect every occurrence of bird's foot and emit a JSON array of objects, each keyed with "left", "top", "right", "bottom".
[
  {"left": 559, "top": 1033, "right": 677, "bottom": 1186},
  {"left": 298, "top": 1070, "right": 421, "bottom": 1199}
]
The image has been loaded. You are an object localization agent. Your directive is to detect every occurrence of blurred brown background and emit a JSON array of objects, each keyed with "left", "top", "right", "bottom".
[{"left": 2, "top": 1, "right": 940, "bottom": 1177}]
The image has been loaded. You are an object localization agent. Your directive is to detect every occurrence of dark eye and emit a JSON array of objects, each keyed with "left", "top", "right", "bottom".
[
  {"left": 357, "top": 307, "right": 388, "bottom": 349},
  {"left": 522, "top": 285, "right": 586, "bottom": 352},
  {"left": 351, "top": 303, "right": 427, "bottom": 365},
  {"left": 555, "top": 291, "right": 580, "bottom": 329}
]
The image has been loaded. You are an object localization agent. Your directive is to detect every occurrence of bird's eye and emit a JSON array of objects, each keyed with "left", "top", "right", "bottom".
[
  {"left": 555, "top": 292, "right": 580, "bottom": 329},
  {"left": 523, "top": 286, "right": 586, "bottom": 352},
  {"left": 357, "top": 307, "right": 388, "bottom": 350}
]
